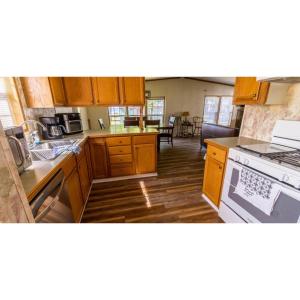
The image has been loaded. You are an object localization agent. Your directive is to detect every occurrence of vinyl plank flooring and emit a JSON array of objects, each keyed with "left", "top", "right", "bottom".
[{"left": 81, "top": 137, "right": 222, "bottom": 223}]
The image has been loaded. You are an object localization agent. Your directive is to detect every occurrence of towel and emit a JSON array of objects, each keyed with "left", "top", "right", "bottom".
[
  {"left": 53, "top": 144, "right": 81, "bottom": 156},
  {"left": 234, "top": 168, "right": 281, "bottom": 216}
]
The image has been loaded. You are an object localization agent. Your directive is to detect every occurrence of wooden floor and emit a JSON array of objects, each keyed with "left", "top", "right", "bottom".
[{"left": 82, "top": 137, "right": 222, "bottom": 223}]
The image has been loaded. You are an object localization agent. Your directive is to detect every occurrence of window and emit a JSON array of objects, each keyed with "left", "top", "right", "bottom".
[
  {"left": 203, "top": 96, "right": 233, "bottom": 127},
  {"left": 146, "top": 97, "right": 165, "bottom": 125},
  {"left": 108, "top": 106, "right": 126, "bottom": 126},
  {"left": 108, "top": 98, "right": 165, "bottom": 126},
  {"left": 0, "top": 78, "right": 14, "bottom": 128}
]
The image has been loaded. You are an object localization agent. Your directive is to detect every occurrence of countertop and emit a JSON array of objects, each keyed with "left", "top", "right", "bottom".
[
  {"left": 204, "top": 136, "right": 267, "bottom": 151},
  {"left": 20, "top": 127, "right": 158, "bottom": 202}
]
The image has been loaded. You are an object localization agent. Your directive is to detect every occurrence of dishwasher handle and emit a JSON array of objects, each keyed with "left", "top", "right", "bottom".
[{"left": 30, "top": 170, "right": 65, "bottom": 222}]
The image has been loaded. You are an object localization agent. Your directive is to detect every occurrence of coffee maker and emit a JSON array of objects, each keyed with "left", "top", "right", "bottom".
[{"left": 39, "top": 117, "right": 64, "bottom": 140}]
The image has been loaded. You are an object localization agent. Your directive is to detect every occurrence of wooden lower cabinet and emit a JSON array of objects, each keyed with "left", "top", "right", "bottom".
[
  {"left": 203, "top": 144, "right": 227, "bottom": 207},
  {"left": 133, "top": 144, "right": 156, "bottom": 174},
  {"left": 89, "top": 138, "right": 108, "bottom": 179},
  {"left": 77, "top": 155, "right": 90, "bottom": 204},
  {"left": 84, "top": 142, "right": 93, "bottom": 184},
  {"left": 63, "top": 168, "right": 84, "bottom": 222}
]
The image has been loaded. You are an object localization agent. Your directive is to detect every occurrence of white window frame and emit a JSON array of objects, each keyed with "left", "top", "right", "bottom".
[{"left": 203, "top": 95, "right": 233, "bottom": 127}]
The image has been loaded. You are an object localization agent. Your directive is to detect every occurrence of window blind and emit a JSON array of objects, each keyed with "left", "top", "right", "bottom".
[{"left": 0, "top": 92, "right": 14, "bottom": 128}]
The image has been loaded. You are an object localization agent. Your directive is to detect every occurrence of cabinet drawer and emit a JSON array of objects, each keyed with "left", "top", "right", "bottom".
[
  {"left": 110, "top": 154, "right": 132, "bottom": 164},
  {"left": 108, "top": 145, "right": 132, "bottom": 156},
  {"left": 110, "top": 163, "right": 134, "bottom": 177},
  {"left": 106, "top": 136, "right": 131, "bottom": 146},
  {"left": 133, "top": 135, "right": 156, "bottom": 145},
  {"left": 207, "top": 145, "right": 226, "bottom": 163},
  {"left": 62, "top": 154, "right": 77, "bottom": 178}
]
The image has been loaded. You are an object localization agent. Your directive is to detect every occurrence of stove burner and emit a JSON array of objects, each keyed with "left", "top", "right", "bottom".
[{"left": 262, "top": 151, "right": 300, "bottom": 168}]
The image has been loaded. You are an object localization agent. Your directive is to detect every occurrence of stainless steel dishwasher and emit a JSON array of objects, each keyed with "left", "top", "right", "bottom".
[{"left": 30, "top": 170, "right": 74, "bottom": 223}]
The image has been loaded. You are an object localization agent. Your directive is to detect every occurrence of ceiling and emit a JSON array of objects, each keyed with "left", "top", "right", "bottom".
[{"left": 145, "top": 77, "right": 235, "bottom": 85}]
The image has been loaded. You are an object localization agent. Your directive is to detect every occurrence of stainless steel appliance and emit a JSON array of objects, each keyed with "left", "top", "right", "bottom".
[
  {"left": 4, "top": 126, "right": 32, "bottom": 174},
  {"left": 39, "top": 116, "right": 64, "bottom": 140},
  {"left": 30, "top": 170, "right": 74, "bottom": 223},
  {"left": 219, "top": 120, "right": 300, "bottom": 223},
  {"left": 55, "top": 112, "right": 83, "bottom": 135}
]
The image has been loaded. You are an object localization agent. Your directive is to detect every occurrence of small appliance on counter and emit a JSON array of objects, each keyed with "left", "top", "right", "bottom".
[
  {"left": 4, "top": 126, "right": 32, "bottom": 174},
  {"left": 39, "top": 116, "right": 64, "bottom": 140},
  {"left": 55, "top": 112, "right": 83, "bottom": 135}
]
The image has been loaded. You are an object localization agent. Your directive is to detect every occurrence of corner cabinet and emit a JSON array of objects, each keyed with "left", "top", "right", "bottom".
[
  {"left": 233, "top": 77, "right": 270, "bottom": 105},
  {"left": 202, "top": 144, "right": 227, "bottom": 207}
]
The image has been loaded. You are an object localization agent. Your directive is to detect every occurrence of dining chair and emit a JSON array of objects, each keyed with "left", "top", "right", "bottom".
[{"left": 98, "top": 118, "right": 105, "bottom": 130}]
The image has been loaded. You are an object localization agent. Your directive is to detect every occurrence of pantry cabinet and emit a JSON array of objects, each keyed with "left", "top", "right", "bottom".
[
  {"left": 119, "top": 77, "right": 145, "bottom": 105},
  {"left": 233, "top": 77, "right": 270, "bottom": 105}
]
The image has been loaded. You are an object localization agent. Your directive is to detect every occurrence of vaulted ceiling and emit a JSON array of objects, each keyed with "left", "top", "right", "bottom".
[{"left": 145, "top": 77, "right": 235, "bottom": 85}]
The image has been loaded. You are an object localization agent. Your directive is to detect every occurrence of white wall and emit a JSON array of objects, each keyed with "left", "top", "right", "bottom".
[
  {"left": 84, "top": 78, "right": 235, "bottom": 130},
  {"left": 145, "top": 78, "right": 234, "bottom": 122}
]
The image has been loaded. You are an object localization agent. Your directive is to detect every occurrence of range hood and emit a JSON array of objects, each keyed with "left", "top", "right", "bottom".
[{"left": 257, "top": 77, "right": 300, "bottom": 83}]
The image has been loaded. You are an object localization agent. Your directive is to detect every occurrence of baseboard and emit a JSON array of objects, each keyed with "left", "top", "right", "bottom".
[
  {"left": 202, "top": 193, "right": 219, "bottom": 212},
  {"left": 92, "top": 173, "right": 158, "bottom": 184}
]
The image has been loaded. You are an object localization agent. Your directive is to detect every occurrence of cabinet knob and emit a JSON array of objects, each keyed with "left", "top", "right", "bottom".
[
  {"left": 213, "top": 152, "right": 216, "bottom": 155},
  {"left": 219, "top": 165, "right": 222, "bottom": 170}
]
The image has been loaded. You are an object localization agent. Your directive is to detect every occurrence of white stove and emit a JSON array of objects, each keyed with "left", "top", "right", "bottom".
[{"left": 219, "top": 120, "right": 300, "bottom": 223}]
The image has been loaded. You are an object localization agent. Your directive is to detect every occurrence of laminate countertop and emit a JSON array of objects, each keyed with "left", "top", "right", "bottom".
[
  {"left": 204, "top": 136, "right": 267, "bottom": 151},
  {"left": 20, "top": 127, "right": 158, "bottom": 202}
]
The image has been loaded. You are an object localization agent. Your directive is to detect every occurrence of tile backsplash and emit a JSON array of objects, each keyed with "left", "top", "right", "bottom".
[{"left": 240, "top": 83, "right": 300, "bottom": 142}]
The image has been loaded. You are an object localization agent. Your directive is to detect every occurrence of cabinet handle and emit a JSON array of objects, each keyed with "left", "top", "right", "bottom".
[
  {"left": 219, "top": 166, "right": 222, "bottom": 170},
  {"left": 213, "top": 152, "right": 216, "bottom": 155}
]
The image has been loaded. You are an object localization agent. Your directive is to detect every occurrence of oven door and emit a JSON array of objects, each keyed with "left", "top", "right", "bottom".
[{"left": 220, "top": 159, "right": 300, "bottom": 223}]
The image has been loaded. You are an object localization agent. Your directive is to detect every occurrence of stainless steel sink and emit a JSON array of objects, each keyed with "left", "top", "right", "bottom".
[{"left": 30, "top": 140, "right": 79, "bottom": 161}]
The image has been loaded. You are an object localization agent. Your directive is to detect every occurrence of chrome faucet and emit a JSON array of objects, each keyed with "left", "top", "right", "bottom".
[{"left": 19, "top": 119, "right": 47, "bottom": 147}]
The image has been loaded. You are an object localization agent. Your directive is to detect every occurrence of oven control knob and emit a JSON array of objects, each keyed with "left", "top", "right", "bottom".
[
  {"left": 282, "top": 174, "right": 290, "bottom": 182},
  {"left": 235, "top": 155, "right": 240, "bottom": 162},
  {"left": 243, "top": 158, "right": 250, "bottom": 165}
]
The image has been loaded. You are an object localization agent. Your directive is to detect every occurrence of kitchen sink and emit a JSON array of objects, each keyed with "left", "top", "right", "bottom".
[{"left": 30, "top": 140, "right": 79, "bottom": 161}]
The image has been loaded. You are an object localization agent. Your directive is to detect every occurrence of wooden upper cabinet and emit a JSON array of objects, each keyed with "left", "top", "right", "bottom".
[
  {"left": 62, "top": 77, "right": 95, "bottom": 106},
  {"left": 48, "top": 77, "right": 66, "bottom": 106},
  {"left": 119, "top": 77, "right": 145, "bottom": 105},
  {"left": 21, "top": 77, "right": 54, "bottom": 108},
  {"left": 92, "top": 77, "right": 120, "bottom": 105},
  {"left": 233, "top": 77, "right": 270, "bottom": 105}
]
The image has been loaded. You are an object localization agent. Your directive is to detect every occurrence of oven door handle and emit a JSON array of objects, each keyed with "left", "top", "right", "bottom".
[
  {"left": 8, "top": 136, "right": 26, "bottom": 168},
  {"left": 30, "top": 170, "right": 65, "bottom": 222}
]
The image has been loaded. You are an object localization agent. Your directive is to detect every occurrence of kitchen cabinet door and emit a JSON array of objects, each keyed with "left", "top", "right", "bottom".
[
  {"left": 78, "top": 155, "right": 90, "bottom": 204},
  {"left": 89, "top": 138, "right": 108, "bottom": 179},
  {"left": 133, "top": 143, "right": 156, "bottom": 174},
  {"left": 84, "top": 141, "right": 93, "bottom": 183},
  {"left": 92, "top": 77, "right": 120, "bottom": 105},
  {"left": 233, "top": 77, "right": 270, "bottom": 105},
  {"left": 21, "top": 77, "right": 54, "bottom": 108},
  {"left": 119, "top": 77, "right": 145, "bottom": 105},
  {"left": 63, "top": 77, "right": 94, "bottom": 106},
  {"left": 48, "top": 77, "right": 66, "bottom": 106},
  {"left": 64, "top": 168, "right": 84, "bottom": 222},
  {"left": 202, "top": 156, "right": 224, "bottom": 207}
]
